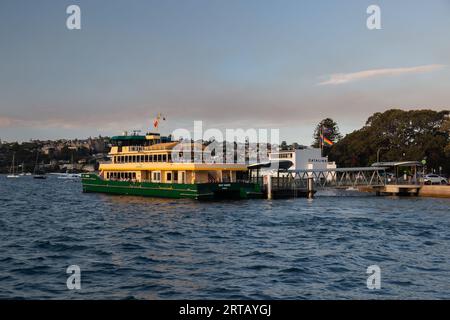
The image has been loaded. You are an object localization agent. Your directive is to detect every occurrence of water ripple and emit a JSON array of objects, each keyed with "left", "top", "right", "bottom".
[{"left": 0, "top": 175, "right": 450, "bottom": 299}]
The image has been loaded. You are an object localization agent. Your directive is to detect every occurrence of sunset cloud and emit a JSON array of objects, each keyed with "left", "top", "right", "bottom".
[{"left": 319, "top": 64, "right": 446, "bottom": 86}]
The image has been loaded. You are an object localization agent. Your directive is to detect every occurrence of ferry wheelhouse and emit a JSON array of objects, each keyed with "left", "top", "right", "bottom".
[{"left": 81, "top": 132, "right": 263, "bottom": 200}]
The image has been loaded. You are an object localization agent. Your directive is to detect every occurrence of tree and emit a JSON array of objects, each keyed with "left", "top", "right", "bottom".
[
  {"left": 329, "top": 109, "right": 450, "bottom": 174},
  {"left": 312, "top": 118, "right": 342, "bottom": 156},
  {"left": 441, "top": 114, "right": 450, "bottom": 157}
]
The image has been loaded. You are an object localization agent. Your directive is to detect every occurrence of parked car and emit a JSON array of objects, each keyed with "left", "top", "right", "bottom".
[{"left": 423, "top": 174, "right": 448, "bottom": 185}]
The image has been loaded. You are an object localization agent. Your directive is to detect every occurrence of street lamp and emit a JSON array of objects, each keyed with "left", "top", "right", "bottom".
[{"left": 377, "top": 147, "right": 388, "bottom": 163}]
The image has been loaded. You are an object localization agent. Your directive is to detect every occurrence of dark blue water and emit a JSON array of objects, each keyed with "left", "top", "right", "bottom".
[{"left": 1, "top": 175, "right": 449, "bottom": 299}]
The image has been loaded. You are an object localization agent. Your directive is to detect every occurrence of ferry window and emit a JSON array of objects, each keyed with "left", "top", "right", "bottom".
[
  {"left": 133, "top": 156, "right": 137, "bottom": 162},
  {"left": 162, "top": 154, "right": 166, "bottom": 162},
  {"left": 173, "top": 171, "right": 178, "bottom": 181},
  {"left": 158, "top": 154, "right": 162, "bottom": 161},
  {"left": 150, "top": 155, "right": 155, "bottom": 162},
  {"left": 168, "top": 153, "right": 172, "bottom": 162},
  {"left": 152, "top": 171, "right": 161, "bottom": 182},
  {"left": 107, "top": 172, "right": 110, "bottom": 179},
  {"left": 166, "top": 172, "right": 172, "bottom": 182},
  {"left": 133, "top": 172, "right": 136, "bottom": 179},
  {"left": 145, "top": 155, "right": 149, "bottom": 162}
]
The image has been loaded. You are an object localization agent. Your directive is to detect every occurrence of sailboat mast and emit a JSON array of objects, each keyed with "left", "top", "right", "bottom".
[
  {"left": 320, "top": 125, "right": 323, "bottom": 157},
  {"left": 12, "top": 153, "right": 15, "bottom": 175},
  {"left": 34, "top": 152, "right": 39, "bottom": 175}
]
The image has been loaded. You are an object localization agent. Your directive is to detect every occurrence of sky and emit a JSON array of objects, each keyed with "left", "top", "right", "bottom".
[{"left": 0, "top": 0, "right": 449, "bottom": 144}]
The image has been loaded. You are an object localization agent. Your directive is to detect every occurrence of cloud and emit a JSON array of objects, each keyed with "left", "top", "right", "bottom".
[{"left": 319, "top": 64, "right": 446, "bottom": 85}]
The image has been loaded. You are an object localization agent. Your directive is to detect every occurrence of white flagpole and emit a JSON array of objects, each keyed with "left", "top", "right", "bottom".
[{"left": 320, "top": 125, "right": 323, "bottom": 157}]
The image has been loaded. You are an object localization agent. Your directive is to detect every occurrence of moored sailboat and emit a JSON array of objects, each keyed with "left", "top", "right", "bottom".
[
  {"left": 33, "top": 151, "right": 47, "bottom": 179},
  {"left": 6, "top": 153, "right": 20, "bottom": 179}
]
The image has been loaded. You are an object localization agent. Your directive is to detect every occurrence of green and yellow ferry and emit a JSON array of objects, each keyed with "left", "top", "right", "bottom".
[{"left": 81, "top": 132, "right": 263, "bottom": 200}]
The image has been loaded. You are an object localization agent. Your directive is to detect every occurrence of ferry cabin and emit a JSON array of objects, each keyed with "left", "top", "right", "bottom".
[{"left": 101, "top": 134, "right": 247, "bottom": 184}]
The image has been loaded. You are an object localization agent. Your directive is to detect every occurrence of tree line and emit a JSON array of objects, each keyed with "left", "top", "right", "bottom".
[{"left": 315, "top": 109, "right": 450, "bottom": 175}]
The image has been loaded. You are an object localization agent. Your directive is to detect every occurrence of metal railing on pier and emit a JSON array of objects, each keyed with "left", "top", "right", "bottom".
[{"left": 250, "top": 167, "right": 388, "bottom": 191}]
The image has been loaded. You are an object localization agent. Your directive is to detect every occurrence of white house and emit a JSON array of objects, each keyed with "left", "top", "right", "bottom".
[{"left": 269, "top": 148, "right": 336, "bottom": 171}]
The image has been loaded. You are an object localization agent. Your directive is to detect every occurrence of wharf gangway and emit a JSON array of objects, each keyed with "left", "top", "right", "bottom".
[
  {"left": 284, "top": 167, "right": 387, "bottom": 189},
  {"left": 248, "top": 166, "right": 388, "bottom": 199}
]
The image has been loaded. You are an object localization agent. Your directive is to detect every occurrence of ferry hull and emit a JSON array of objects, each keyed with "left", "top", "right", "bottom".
[{"left": 81, "top": 174, "right": 263, "bottom": 200}]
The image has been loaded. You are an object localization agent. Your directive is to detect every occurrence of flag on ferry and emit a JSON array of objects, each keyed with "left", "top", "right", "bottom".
[{"left": 153, "top": 113, "right": 166, "bottom": 129}]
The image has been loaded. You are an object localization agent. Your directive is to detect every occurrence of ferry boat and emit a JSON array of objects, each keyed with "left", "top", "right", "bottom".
[{"left": 81, "top": 132, "right": 263, "bottom": 200}]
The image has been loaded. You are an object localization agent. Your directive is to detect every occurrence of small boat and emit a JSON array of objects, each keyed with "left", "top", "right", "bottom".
[
  {"left": 6, "top": 153, "right": 20, "bottom": 179},
  {"left": 57, "top": 173, "right": 81, "bottom": 179},
  {"left": 57, "top": 154, "right": 81, "bottom": 179}
]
